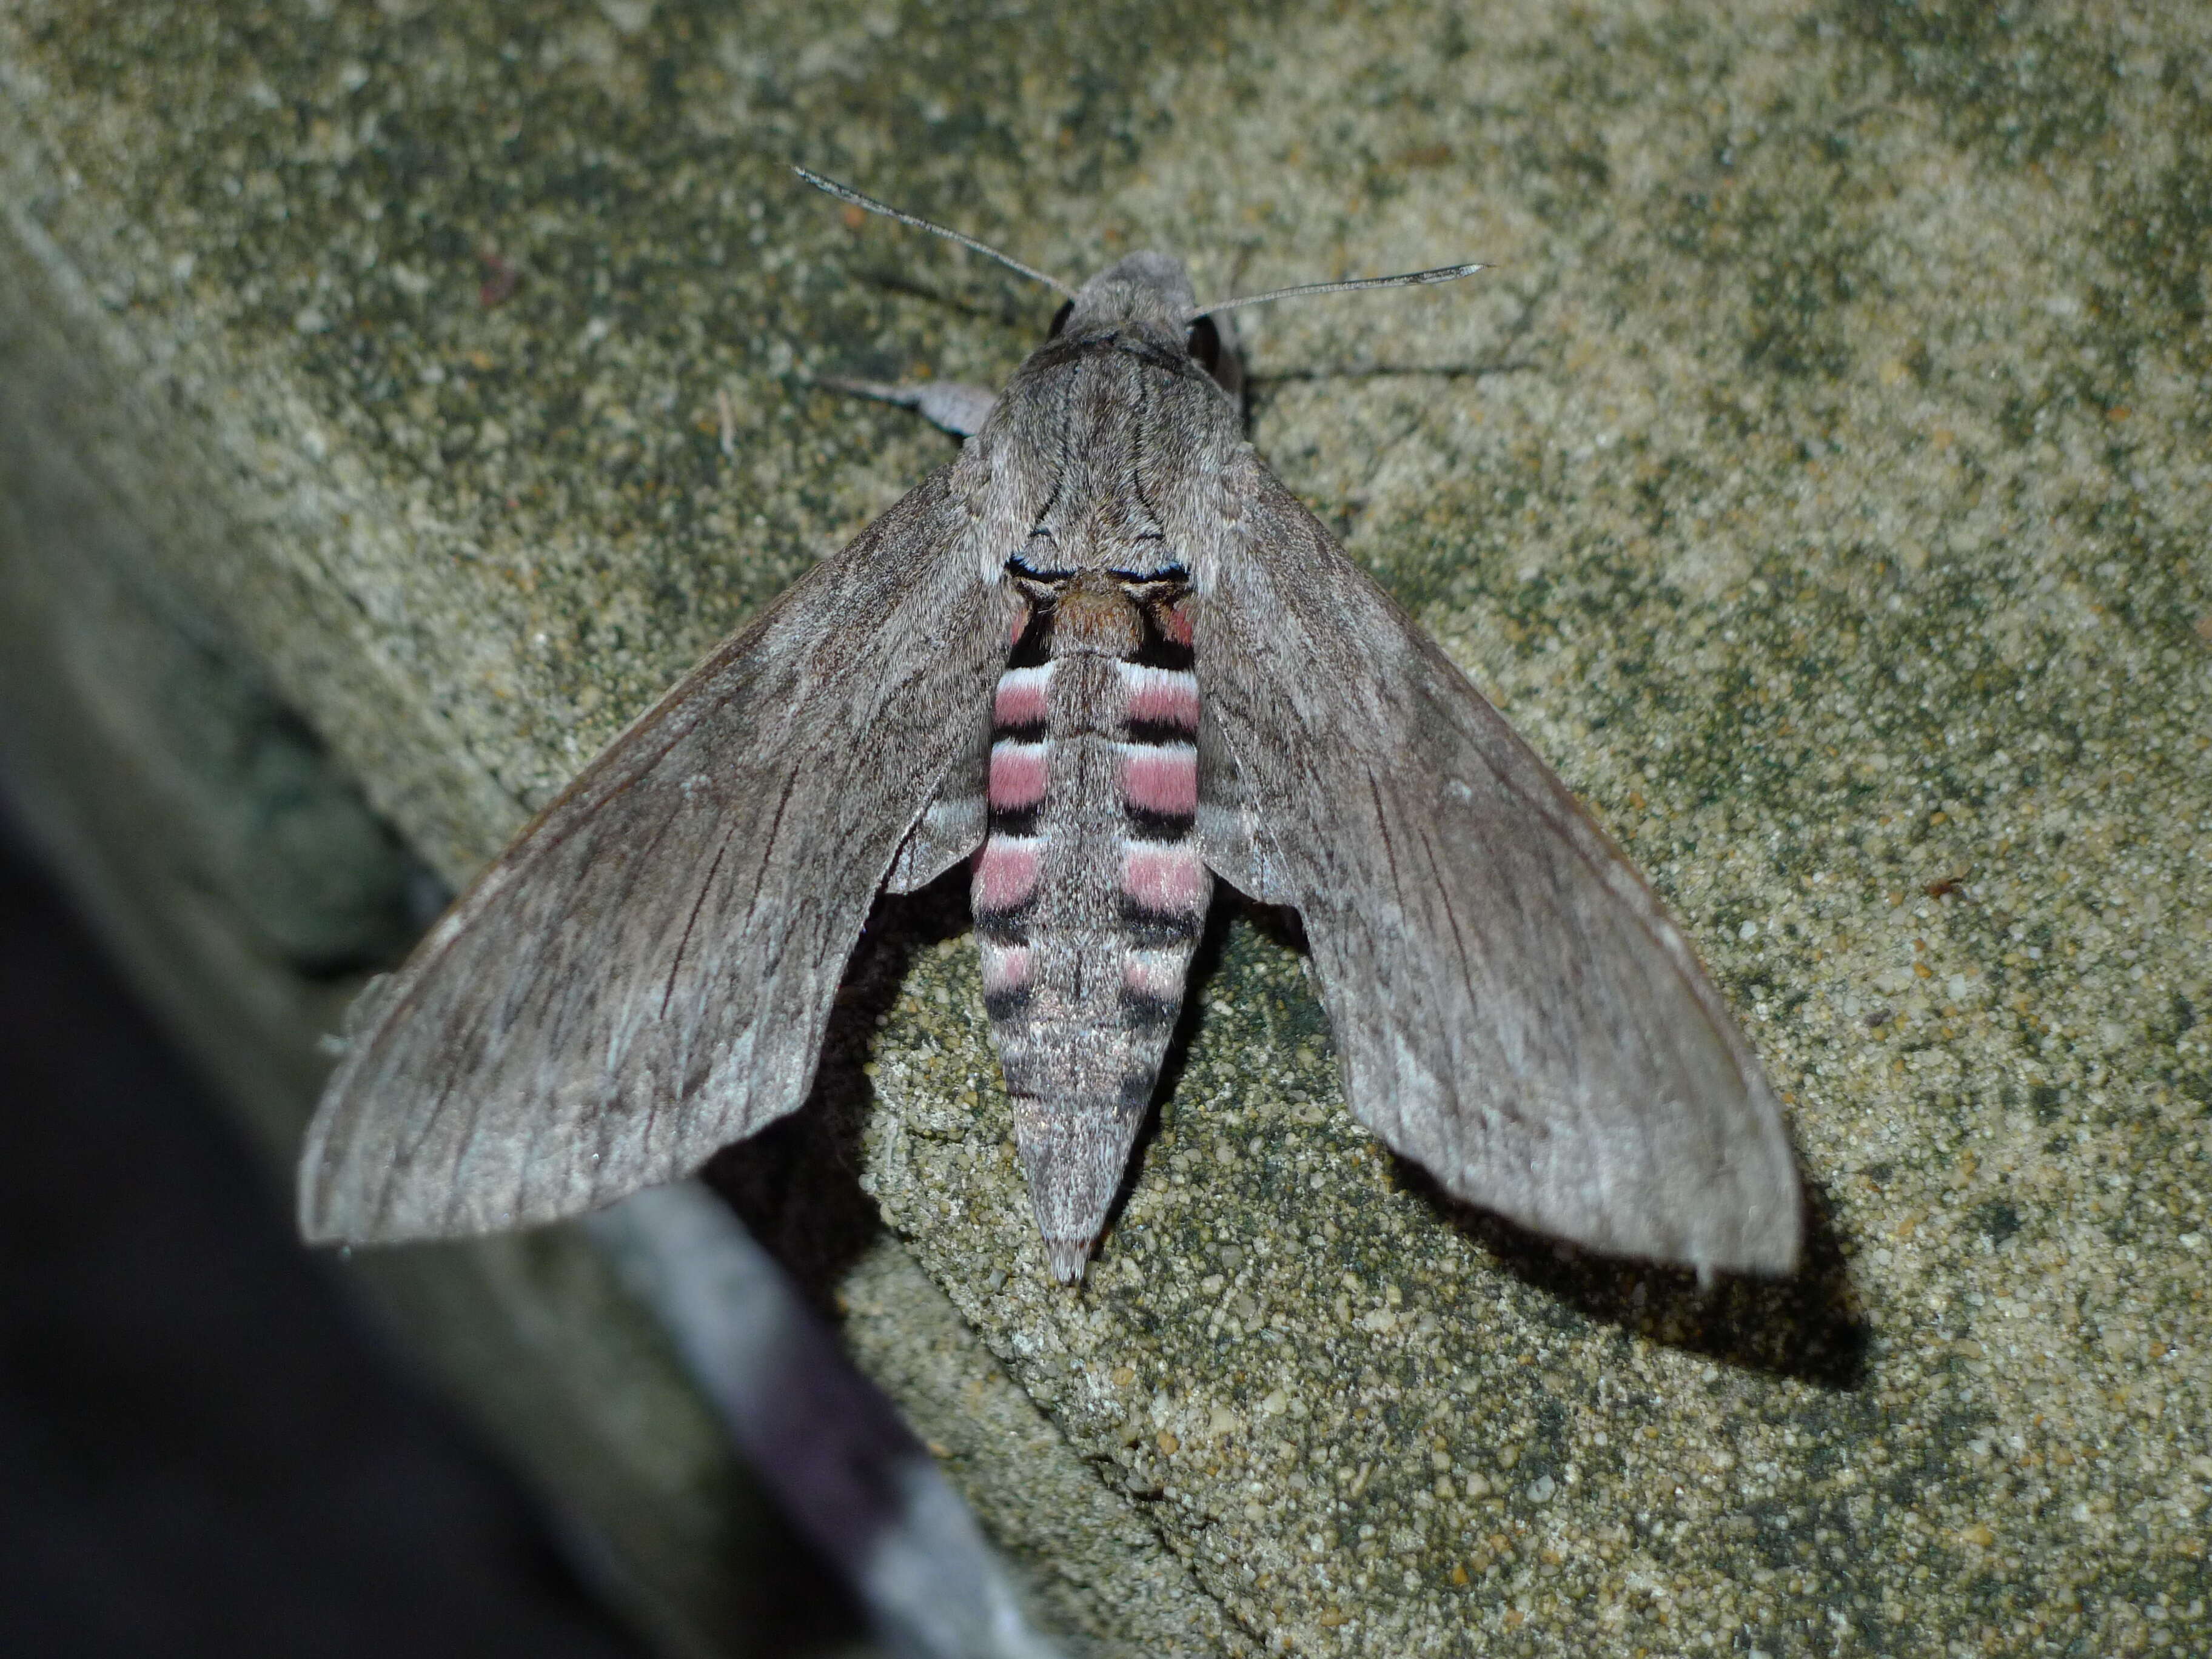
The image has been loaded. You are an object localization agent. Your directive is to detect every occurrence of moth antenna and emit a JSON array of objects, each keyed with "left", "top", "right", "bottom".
[
  {"left": 792, "top": 166, "right": 1078, "bottom": 300},
  {"left": 1190, "top": 261, "right": 1488, "bottom": 321}
]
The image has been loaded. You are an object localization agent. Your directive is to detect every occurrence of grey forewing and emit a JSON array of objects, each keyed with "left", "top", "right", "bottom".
[
  {"left": 1176, "top": 451, "right": 1801, "bottom": 1276},
  {"left": 299, "top": 466, "right": 1012, "bottom": 1243}
]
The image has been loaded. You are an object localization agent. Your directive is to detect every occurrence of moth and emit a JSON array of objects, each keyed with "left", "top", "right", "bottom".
[{"left": 300, "top": 172, "right": 1802, "bottom": 1285}]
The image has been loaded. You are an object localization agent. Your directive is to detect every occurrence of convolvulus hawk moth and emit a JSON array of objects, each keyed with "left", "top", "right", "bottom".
[{"left": 300, "top": 172, "right": 1801, "bottom": 1285}]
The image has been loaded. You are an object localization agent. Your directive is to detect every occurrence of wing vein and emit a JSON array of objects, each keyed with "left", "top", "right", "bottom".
[
  {"left": 1185, "top": 459, "right": 1800, "bottom": 1273},
  {"left": 663, "top": 833, "right": 735, "bottom": 1019},
  {"left": 300, "top": 465, "right": 1007, "bottom": 1244}
]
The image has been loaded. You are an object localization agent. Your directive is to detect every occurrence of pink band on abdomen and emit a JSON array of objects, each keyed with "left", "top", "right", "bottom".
[
  {"left": 980, "top": 941, "right": 1033, "bottom": 991},
  {"left": 1121, "top": 744, "right": 1198, "bottom": 817},
  {"left": 989, "top": 742, "right": 1051, "bottom": 809},
  {"left": 1121, "top": 843, "right": 1207, "bottom": 915},
  {"left": 1119, "top": 663, "right": 1199, "bottom": 731},
  {"left": 974, "top": 837, "right": 1042, "bottom": 911},
  {"left": 993, "top": 665, "right": 1053, "bottom": 729}
]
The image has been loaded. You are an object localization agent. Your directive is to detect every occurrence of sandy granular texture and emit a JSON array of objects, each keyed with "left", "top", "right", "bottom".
[
  {"left": 5, "top": 0, "right": 2206, "bottom": 1654},
  {"left": 849, "top": 7, "right": 2212, "bottom": 1652}
]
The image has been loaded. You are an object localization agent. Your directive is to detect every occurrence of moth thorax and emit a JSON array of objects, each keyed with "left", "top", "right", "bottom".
[{"left": 1048, "top": 574, "right": 1146, "bottom": 657}]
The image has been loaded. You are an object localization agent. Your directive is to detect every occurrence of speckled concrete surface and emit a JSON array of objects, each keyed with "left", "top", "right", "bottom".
[
  {"left": 838, "top": 1237, "right": 1242, "bottom": 1654},
  {"left": 4, "top": 1, "right": 2207, "bottom": 1654}
]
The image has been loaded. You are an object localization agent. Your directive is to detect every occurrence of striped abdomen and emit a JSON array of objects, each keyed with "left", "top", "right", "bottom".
[{"left": 972, "top": 571, "right": 1210, "bottom": 1281}]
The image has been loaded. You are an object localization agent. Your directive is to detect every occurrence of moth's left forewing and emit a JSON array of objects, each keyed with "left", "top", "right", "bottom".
[
  {"left": 300, "top": 464, "right": 1015, "bottom": 1244},
  {"left": 1179, "top": 452, "right": 1801, "bottom": 1278}
]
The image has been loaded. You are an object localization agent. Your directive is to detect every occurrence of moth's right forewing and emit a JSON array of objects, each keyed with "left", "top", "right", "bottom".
[
  {"left": 1185, "top": 455, "right": 1800, "bottom": 1276},
  {"left": 301, "top": 465, "right": 1013, "bottom": 1244}
]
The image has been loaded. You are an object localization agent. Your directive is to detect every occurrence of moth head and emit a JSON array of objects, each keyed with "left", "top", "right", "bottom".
[
  {"left": 789, "top": 170, "right": 1476, "bottom": 410},
  {"left": 1052, "top": 252, "right": 1244, "bottom": 398}
]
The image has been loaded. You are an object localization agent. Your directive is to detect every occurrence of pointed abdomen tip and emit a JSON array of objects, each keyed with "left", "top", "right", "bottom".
[{"left": 1046, "top": 1238, "right": 1091, "bottom": 1285}]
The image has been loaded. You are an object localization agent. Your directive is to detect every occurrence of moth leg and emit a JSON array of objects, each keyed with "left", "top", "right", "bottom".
[{"left": 814, "top": 375, "right": 998, "bottom": 439}]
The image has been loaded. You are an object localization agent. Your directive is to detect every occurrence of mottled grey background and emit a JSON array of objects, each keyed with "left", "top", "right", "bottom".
[{"left": 2, "top": 1, "right": 2207, "bottom": 1655}]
